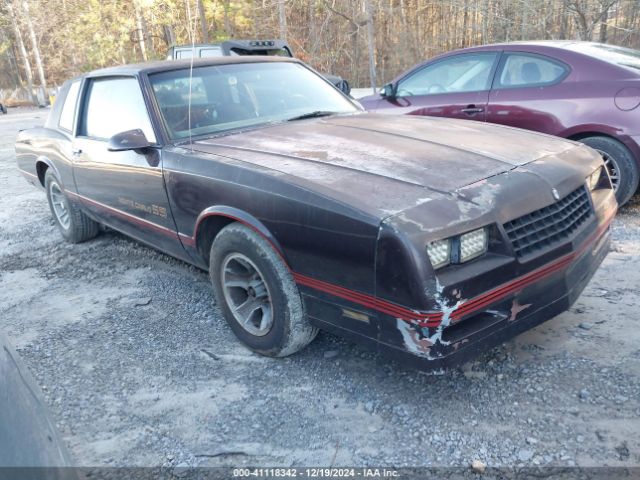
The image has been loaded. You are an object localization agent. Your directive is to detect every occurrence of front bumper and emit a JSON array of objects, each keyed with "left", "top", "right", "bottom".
[{"left": 381, "top": 209, "right": 613, "bottom": 371}]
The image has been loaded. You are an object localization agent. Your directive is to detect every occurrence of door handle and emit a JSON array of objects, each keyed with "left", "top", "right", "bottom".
[
  {"left": 71, "top": 148, "right": 82, "bottom": 155},
  {"left": 461, "top": 106, "right": 484, "bottom": 115}
]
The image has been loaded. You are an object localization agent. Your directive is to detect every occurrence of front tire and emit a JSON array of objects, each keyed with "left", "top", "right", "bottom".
[
  {"left": 44, "top": 170, "right": 99, "bottom": 243},
  {"left": 209, "top": 223, "right": 318, "bottom": 357},
  {"left": 580, "top": 136, "right": 639, "bottom": 206}
]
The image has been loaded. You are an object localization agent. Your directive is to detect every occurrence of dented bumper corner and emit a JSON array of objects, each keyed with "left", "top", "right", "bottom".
[{"left": 381, "top": 210, "right": 613, "bottom": 372}]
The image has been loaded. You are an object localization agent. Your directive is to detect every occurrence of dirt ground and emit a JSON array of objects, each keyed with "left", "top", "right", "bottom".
[{"left": 1, "top": 107, "right": 639, "bottom": 470}]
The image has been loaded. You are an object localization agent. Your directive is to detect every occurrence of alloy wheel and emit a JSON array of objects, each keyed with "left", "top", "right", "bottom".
[
  {"left": 597, "top": 149, "right": 620, "bottom": 192},
  {"left": 49, "top": 181, "right": 71, "bottom": 229},
  {"left": 221, "top": 253, "right": 273, "bottom": 336}
]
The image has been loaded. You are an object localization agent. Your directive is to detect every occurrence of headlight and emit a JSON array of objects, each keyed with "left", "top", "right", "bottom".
[
  {"left": 427, "top": 227, "right": 489, "bottom": 270},
  {"left": 427, "top": 238, "right": 451, "bottom": 269},
  {"left": 587, "top": 166, "right": 602, "bottom": 191},
  {"left": 459, "top": 228, "right": 488, "bottom": 262}
]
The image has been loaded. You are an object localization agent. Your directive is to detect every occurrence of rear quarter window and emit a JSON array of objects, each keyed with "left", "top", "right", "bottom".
[
  {"left": 58, "top": 80, "right": 81, "bottom": 132},
  {"left": 497, "top": 53, "right": 569, "bottom": 88}
]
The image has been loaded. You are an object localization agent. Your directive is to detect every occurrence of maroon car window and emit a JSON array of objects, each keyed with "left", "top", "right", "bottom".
[
  {"left": 149, "top": 62, "right": 358, "bottom": 139},
  {"left": 81, "top": 77, "right": 156, "bottom": 142},
  {"left": 497, "top": 54, "right": 568, "bottom": 88},
  {"left": 396, "top": 52, "right": 497, "bottom": 97},
  {"left": 58, "top": 80, "right": 81, "bottom": 132}
]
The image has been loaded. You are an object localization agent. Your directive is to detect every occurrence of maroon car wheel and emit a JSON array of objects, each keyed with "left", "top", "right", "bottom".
[{"left": 580, "top": 136, "right": 639, "bottom": 206}]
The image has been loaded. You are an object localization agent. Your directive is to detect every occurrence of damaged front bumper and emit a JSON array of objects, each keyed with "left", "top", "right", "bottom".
[{"left": 382, "top": 207, "right": 614, "bottom": 372}]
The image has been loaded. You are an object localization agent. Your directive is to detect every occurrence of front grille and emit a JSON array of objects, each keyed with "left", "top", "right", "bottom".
[{"left": 504, "top": 186, "right": 593, "bottom": 258}]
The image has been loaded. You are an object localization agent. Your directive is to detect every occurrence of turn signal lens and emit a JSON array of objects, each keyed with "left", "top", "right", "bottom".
[
  {"left": 427, "top": 239, "right": 451, "bottom": 269},
  {"left": 460, "top": 228, "right": 488, "bottom": 262}
]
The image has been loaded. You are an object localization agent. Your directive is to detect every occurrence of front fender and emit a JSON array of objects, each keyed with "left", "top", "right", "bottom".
[{"left": 193, "top": 205, "right": 288, "bottom": 264}]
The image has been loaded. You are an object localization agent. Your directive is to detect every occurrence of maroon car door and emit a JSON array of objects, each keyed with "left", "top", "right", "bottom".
[
  {"left": 375, "top": 52, "right": 500, "bottom": 122},
  {"left": 486, "top": 52, "right": 571, "bottom": 134}
]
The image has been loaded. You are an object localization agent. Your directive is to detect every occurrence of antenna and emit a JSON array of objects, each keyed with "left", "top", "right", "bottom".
[{"left": 185, "top": 0, "right": 197, "bottom": 152}]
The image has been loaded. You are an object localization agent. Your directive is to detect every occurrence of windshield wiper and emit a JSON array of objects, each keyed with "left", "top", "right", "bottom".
[{"left": 286, "top": 111, "right": 338, "bottom": 121}]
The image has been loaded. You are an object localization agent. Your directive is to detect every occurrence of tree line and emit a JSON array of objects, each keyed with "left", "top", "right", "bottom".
[{"left": 1, "top": 0, "right": 639, "bottom": 102}]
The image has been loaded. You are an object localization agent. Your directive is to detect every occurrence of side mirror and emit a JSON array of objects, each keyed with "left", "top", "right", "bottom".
[
  {"left": 380, "top": 83, "right": 396, "bottom": 98},
  {"left": 108, "top": 129, "right": 152, "bottom": 152}
]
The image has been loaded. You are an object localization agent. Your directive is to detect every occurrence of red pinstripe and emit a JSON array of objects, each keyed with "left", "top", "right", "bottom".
[
  {"left": 293, "top": 273, "right": 443, "bottom": 326},
  {"left": 296, "top": 208, "right": 615, "bottom": 328},
  {"left": 66, "top": 190, "right": 179, "bottom": 239},
  {"left": 18, "top": 169, "right": 38, "bottom": 179},
  {"left": 449, "top": 210, "right": 614, "bottom": 323},
  {"left": 61, "top": 187, "right": 615, "bottom": 329}
]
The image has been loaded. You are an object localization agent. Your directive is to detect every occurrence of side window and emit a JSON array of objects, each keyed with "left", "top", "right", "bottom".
[
  {"left": 176, "top": 50, "right": 193, "bottom": 59},
  {"left": 397, "top": 53, "right": 497, "bottom": 97},
  {"left": 199, "top": 47, "right": 222, "bottom": 57},
  {"left": 81, "top": 77, "right": 156, "bottom": 142},
  {"left": 58, "top": 80, "right": 81, "bottom": 132},
  {"left": 497, "top": 54, "right": 568, "bottom": 88}
]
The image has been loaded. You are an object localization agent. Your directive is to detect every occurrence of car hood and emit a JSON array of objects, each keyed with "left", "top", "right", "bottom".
[{"left": 191, "top": 113, "right": 595, "bottom": 217}]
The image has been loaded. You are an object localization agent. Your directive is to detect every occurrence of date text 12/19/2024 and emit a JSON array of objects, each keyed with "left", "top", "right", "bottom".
[{"left": 233, "top": 468, "right": 400, "bottom": 477}]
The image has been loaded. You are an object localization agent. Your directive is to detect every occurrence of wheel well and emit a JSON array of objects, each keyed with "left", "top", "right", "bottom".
[
  {"left": 195, "top": 215, "right": 235, "bottom": 264},
  {"left": 568, "top": 132, "right": 617, "bottom": 143},
  {"left": 568, "top": 131, "right": 637, "bottom": 162},
  {"left": 35, "top": 161, "right": 48, "bottom": 187}
]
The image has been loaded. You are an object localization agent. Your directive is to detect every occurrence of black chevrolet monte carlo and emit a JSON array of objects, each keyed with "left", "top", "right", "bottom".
[{"left": 15, "top": 56, "right": 617, "bottom": 371}]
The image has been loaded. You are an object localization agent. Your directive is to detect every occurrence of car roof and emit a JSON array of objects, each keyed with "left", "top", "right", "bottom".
[
  {"left": 389, "top": 40, "right": 620, "bottom": 84},
  {"left": 86, "top": 55, "right": 299, "bottom": 78},
  {"left": 169, "top": 44, "right": 223, "bottom": 49},
  {"left": 475, "top": 40, "right": 594, "bottom": 49},
  {"left": 418, "top": 40, "right": 620, "bottom": 66}
]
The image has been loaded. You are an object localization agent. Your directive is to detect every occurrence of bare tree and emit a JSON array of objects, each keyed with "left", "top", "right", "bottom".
[
  {"left": 0, "top": 24, "right": 21, "bottom": 88},
  {"left": 566, "top": 0, "right": 619, "bottom": 40},
  {"left": 4, "top": 0, "right": 640, "bottom": 91},
  {"left": 21, "top": 0, "right": 46, "bottom": 95},
  {"left": 163, "top": 25, "right": 177, "bottom": 46},
  {"left": 363, "top": 0, "right": 377, "bottom": 91},
  {"left": 278, "top": 0, "right": 287, "bottom": 39},
  {"left": 222, "top": 0, "right": 231, "bottom": 35},
  {"left": 197, "top": 0, "right": 209, "bottom": 42},
  {"left": 7, "top": 2, "right": 36, "bottom": 104},
  {"left": 135, "top": 3, "right": 148, "bottom": 61}
]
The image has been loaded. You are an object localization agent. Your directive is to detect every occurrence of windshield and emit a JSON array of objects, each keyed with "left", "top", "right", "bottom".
[
  {"left": 149, "top": 62, "right": 359, "bottom": 139},
  {"left": 568, "top": 43, "right": 640, "bottom": 71}
]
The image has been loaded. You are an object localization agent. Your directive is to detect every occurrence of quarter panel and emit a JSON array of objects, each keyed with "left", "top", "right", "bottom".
[
  {"left": 16, "top": 127, "right": 75, "bottom": 192},
  {"left": 487, "top": 81, "right": 626, "bottom": 137}
]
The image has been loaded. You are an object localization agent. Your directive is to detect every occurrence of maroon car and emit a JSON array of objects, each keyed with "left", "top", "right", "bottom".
[{"left": 359, "top": 41, "right": 640, "bottom": 205}]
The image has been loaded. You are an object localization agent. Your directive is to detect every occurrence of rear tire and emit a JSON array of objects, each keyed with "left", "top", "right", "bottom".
[
  {"left": 209, "top": 223, "right": 318, "bottom": 357},
  {"left": 44, "top": 170, "right": 99, "bottom": 243},
  {"left": 579, "top": 136, "right": 639, "bottom": 206}
]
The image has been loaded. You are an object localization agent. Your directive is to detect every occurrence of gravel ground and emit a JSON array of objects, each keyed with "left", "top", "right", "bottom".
[{"left": 1, "top": 107, "right": 639, "bottom": 471}]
